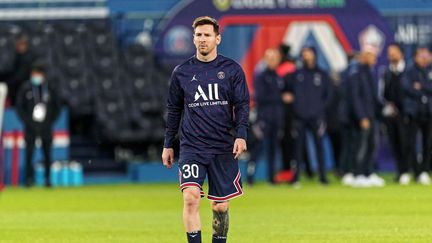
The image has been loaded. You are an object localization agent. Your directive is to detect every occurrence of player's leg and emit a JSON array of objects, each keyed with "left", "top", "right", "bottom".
[
  {"left": 183, "top": 187, "right": 202, "bottom": 242},
  {"left": 211, "top": 201, "right": 229, "bottom": 243},
  {"left": 207, "top": 154, "right": 243, "bottom": 243},
  {"left": 179, "top": 154, "right": 207, "bottom": 243}
]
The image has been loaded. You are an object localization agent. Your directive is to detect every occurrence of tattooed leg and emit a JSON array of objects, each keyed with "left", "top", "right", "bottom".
[{"left": 211, "top": 201, "right": 229, "bottom": 242}]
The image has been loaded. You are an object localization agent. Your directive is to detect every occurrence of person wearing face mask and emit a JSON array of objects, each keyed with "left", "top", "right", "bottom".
[{"left": 16, "top": 61, "right": 61, "bottom": 187}]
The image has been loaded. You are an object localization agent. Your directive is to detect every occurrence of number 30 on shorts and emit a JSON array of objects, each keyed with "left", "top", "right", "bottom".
[{"left": 182, "top": 164, "right": 199, "bottom": 179}]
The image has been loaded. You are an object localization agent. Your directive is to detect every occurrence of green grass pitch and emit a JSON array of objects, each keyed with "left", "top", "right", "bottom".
[{"left": 0, "top": 177, "right": 431, "bottom": 243}]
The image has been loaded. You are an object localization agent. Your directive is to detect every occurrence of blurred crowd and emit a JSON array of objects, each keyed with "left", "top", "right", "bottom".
[{"left": 247, "top": 43, "right": 432, "bottom": 187}]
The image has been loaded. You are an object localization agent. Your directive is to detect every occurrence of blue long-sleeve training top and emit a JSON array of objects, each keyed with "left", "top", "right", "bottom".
[{"left": 164, "top": 54, "right": 250, "bottom": 154}]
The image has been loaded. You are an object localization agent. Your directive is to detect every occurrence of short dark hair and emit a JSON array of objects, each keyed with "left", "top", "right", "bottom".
[
  {"left": 415, "top": 46, "right": 430, "bottom": 57},
  {"left": 31, "top": 60, "right": 47, "bottom": 73},
  {"left": 388, "top": 42, "right": 404, "bottom": 55},
  {"left": 192, "top": 16, "right": 219, "bottom": 35}
]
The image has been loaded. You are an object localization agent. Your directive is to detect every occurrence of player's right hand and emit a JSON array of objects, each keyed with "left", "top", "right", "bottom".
[{"left": 162, "top": 148, "right": 175, "bottom": 169}]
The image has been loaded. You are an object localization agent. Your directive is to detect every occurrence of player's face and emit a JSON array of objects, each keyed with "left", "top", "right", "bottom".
[{"left": 193, "top": 24, "right": 221, "bottom": 56}]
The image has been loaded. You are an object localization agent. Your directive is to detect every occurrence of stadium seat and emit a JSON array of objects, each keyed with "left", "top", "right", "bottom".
[
  {"left": 122, "top": 43, "right": 153, "bottom": 76},
  {"left": 94, "top": 90, "right": 131, "bottom": 142},
  {"left": 58, "top": 71, "right": 95, "bottom": 116}
]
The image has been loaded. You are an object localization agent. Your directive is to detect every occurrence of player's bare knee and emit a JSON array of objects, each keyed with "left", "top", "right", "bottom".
[
  {"left": 183, "top": 188, "right": 201, "bottom": 209},
  {"left": 211, "top": 201, "right": 229, "bottom": 212}
]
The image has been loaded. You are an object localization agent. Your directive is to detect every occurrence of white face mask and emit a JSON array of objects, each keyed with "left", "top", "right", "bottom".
[{"left": 31, "top": 75, "right": 44, "bottom": 86}]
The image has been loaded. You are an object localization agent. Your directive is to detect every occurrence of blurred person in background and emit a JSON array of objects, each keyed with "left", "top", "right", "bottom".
[
  {"left": 326, "top": 72, "right": 343, "bottom": 175},
  {"left": 286, "top": 46, "right": 332, "bottom": 185},
  {"left": 247, "top": 48, "right": 283, "bottom": 185},
  {"left": 1, "top": 33, "right": 35, "bottom": 106},
  {"left": 380, "top": 43, "right": 409, "bottom": 185},
  {"left": 16, "top": 61, "right": 61, "bottom": 187},
  {"left": 275, "top": 43, "right": 297, "bottom": 183},
  {"left": 350, "top": 46, "right": 385, "bottom": 187},
  {"left": 339, "top": 52, "right": 359, "bottom": 186},
  {"left": 402, "top": 47, "right": 432, "bottom": 185}
]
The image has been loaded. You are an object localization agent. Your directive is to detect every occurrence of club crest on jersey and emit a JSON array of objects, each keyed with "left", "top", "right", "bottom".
[
  {"left": 217, "top": 71, "right": 225, "bottom": 80},
  {"left": 194, "top": 84, "right": 219, "bottom": 101}
]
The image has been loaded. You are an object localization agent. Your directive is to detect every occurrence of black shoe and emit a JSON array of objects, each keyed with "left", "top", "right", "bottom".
[
  {"left": 25, "top": 179, "right": 34, "bottom": 188},
  {"left": 246, "top": 175, "right": 255, "bottom": 186},
  {"left": 45, "top": 179, "right": 52, "bottom": 188},
  {"left": 319, "top": 177, "right": 329, "bottom": 185}
]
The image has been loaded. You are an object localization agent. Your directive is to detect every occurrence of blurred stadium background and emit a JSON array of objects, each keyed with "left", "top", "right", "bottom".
[{"left": 1, "top": 0, "right": 432, "bottom": 242}]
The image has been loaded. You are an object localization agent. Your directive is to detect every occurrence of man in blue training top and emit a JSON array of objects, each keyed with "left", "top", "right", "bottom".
[{"left": 162, "top": 16, "right": 249, "bottom": 243}]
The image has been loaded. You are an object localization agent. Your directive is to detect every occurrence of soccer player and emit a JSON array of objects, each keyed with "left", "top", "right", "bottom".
[{"left": 161, "top": 16, "right": 249, "bottom": 243}]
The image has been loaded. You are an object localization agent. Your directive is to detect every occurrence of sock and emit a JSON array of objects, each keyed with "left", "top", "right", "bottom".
[
  {"left": 186, "top": 231, "right": 201, "bottom": 243},
  {"left": 212, "top": 235, "right": 227, "bottom": 243}
]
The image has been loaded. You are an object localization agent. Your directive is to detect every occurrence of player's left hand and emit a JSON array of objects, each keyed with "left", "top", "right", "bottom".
[{"left": 233, "top": 138, "right": 247, "bottom": 159}]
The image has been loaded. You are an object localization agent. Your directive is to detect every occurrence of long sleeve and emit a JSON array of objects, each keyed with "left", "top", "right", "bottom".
[
  {"left": 15, "top": 84, "right": 32, "bottom": 125},
  {"left": 163, "top": 68, "right": 184, "bottom": 148},
  {"left": 402, "top": 70, "right": 423, "bottom": 98},
  {"left": 350, "top": 73, "right": 367, "bottom": 121},
  {"left": 253, "top": 72, "right": 280, "bottom": 105},
  {"left": 233, "top": 68, "right": 250, "bottom": 140},
  {"left": 322, "top": 72, "right": 333, "bottom": 109}
]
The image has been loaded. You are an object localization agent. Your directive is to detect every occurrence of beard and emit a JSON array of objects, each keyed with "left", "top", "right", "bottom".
[
  {"left": 199, "top": 50, "right": 209, "bottom": 56},
  {"left": 198, "top": 45, "right": 214, "bottom": 56}
]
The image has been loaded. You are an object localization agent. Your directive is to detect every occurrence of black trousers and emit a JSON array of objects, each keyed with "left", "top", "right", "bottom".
[
  {"left": 24, "top": 127, "right": 53, "bottom": 184},
  {"left": 405, "top": 116, "right": 432, "bottom": 176},
  {"left": 339, "top": 124, "right": 356, "bottom": 175},
  {"left": 248, "top": 118, "right": 280, "bottom": 183},
  {"left": 384, "top": 115, "right": 408, "bottom": 176},
  {"left": 292, "top": 118, "right": 326, "bottom": 181},
  {"left": 327, "top": 129, "right": 342, "bottom": 173},
  {"left": 280, "top": 105, "right": 294, "bottom": 171},
  {"left": 353, "top": 123, "right": 377, "bottom": 176}
]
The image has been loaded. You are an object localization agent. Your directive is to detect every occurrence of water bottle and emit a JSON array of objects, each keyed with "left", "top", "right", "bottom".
[
  {"left": 69, "top": 161, "right": 83, "bottom": 186},
  {"left": 35, "top": 163, "right": 45, "bottom": 186},
  {"left": 50, "top": 161, "right": 62, "bottom": 187},
  {"left": 60, "top": 161, "right": 70, "bottom": 186}
]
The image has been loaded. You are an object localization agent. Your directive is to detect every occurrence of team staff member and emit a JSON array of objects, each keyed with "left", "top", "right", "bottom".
[
  {"left": 278, "top": 44, "right": 297, "bottom": 182},
  {"left": 247, "top": 48, "right": 283, "bottom": 185},
  {"left": 286, "top": 46, "right": 332, "bottom": 185},
  {"left": 339, "top": 52, "right": 358, "bottom": 186},
  {"left": 16, "top": 61, "right": 61, "bottom": 187},
  {"left": 402, "top": 47, "right": 432, "bottom": 185},
  {"left": 350, "top": 46, "right": 385, "bottom": 187},
  {"left": 162, "top": 16, "right": 249, "bottom": 243},
  {"left": 381, "top": 43, "right": 409, "bottom": 184},
  {"left": 0, "top": 33, "right": 35, "bottom": 106}
]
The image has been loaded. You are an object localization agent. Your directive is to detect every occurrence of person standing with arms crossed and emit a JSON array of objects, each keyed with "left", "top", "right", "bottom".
[{"left": 162, "top": 16, "right": 249, "bottom": 243}]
